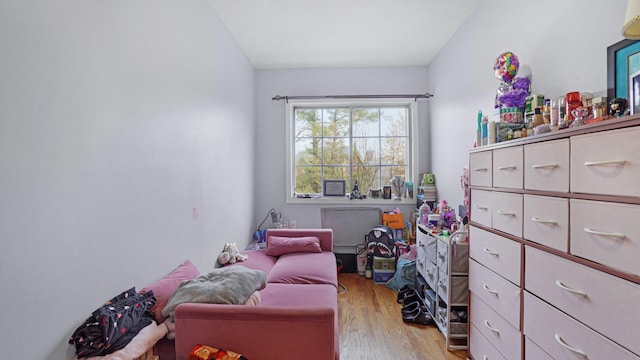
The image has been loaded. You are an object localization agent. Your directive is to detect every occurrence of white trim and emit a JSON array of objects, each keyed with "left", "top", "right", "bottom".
[{"left": 285, "top": 98, "right": 420, "bottom": 204}]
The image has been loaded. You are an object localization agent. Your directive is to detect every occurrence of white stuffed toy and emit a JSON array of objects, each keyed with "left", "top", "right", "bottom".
[{"left": 217, "top": 242, "right": 249, "bottom": 266}]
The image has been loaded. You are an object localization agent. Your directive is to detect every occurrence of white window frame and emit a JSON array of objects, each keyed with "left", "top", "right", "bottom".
[{"left": 285, "top": 98, "right": 419, "bottom": 204}]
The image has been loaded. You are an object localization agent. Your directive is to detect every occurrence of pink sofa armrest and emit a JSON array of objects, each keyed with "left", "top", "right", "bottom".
[
  {"left": 174, "top": 303, "right": 336, "bottom": 360},
  {"left": 266, "top": 228, "right": 334, "bottom": 252}
]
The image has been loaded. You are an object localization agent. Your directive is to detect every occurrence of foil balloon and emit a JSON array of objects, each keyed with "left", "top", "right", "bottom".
[{"left": 493, "top": 51, "right": 519, "bottom": 83}]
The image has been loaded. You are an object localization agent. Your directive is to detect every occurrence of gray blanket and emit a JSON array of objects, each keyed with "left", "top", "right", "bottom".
[{"left": 161, "top": 265, "right": 267, "bottom": 319}]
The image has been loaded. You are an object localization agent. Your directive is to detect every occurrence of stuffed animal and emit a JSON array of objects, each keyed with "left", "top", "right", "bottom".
[{"left": 217, "top": 242, "right": 249, "bottom": 266}]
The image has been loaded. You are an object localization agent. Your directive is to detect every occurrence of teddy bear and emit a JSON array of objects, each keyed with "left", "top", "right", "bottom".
[{"left": 217, "top": 242, "right": 249, "bottom": 266}]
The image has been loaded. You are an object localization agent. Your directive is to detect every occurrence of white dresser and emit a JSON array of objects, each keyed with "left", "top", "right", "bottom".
[{"left": 467, "top": 115, "right": 640, "bottom": 360}]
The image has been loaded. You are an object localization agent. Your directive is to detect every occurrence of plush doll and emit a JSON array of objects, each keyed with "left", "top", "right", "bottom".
[{"left": 217, "top": 243, "right": 249, "bottom": 266}]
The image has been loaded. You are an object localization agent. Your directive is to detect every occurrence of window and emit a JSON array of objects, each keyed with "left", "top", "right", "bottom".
[{"left": 285, "top": 98, "right": 418, "bottom": 203}]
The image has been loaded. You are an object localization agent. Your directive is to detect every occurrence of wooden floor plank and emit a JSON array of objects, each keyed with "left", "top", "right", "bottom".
[{"left": 338, "top": 273, "right": 468, "bottom": 360}]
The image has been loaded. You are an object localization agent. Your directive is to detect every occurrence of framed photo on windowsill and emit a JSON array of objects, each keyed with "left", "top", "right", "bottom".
[{"left": 323, "top": 180, "right": 346, "bottom": 197}]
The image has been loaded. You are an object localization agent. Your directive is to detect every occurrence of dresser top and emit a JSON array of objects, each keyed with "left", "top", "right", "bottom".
[{"left": 469, "top": 113, "right": 640, "bottom": 153}]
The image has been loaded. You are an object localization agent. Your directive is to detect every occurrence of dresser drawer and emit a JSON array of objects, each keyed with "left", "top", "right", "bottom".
[
  {"left": 469, "top": 226, "right": 521, "bottom": 286},
  {"left": 469, "top": 259, "right": 520, "bottom": 328},
  {"left": 437, "top": 271, "right": 468, "bottom": 305},
  {"left": 470, "top": 323, "right": 507, "bottom": 360},
  {"left": 417, "top": 225, "right": 437, "bottom": 264},
  {"left": 422, "top": 258, "right": 438, "bottom": 290},
  {"left": 416, "top": 243, "right": 426, "bottom": 275},
  {"left": 524, "top": 245, "right": 640, "bottom": 356},
  {"left": 525, "top": 336, "right": 553, "bottom": 360},
  {"left": 492, "top": 146, "right": 523, "bottom": 189},
  {"left": 524, "top": 291, "right": 639, "bottom": 360},
  {"left": 436, "top": 238, "right": 469, "bottom": 275},
  {"left": 470, "top": 189, "right": 492, "bottom": 227},
  {"left": 570, "top": 126, "right": 640, "bottom": 197},
  {"left": 492, "top": 192, "right": 522, "bottom": 237},
  {"left": 470, "top": 151, "right": 493, "bottom": 187},
  {"left": 523, "top": 195, "right": 568, "bottom": 252},
  {"left": 570, "top": 199, "right": 640, "bottom": 277},
  {"left": 470, "top": 293, "right": 522, "bottom": 360},
  {"left": 524, "top": 138, "right": 569, "bottom": 192}
]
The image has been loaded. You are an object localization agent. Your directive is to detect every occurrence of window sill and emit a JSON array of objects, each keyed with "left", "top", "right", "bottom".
[{"left": 286, "top": 196, "right": 418, "bottom": 206}]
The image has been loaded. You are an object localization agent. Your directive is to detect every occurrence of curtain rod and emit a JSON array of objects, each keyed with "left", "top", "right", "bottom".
[{"left": 272, "top": 93, "right": 433, "bottom": 102}]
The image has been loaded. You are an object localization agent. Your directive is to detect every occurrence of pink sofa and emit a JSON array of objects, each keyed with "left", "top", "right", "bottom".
[{"left": 172, "top": 229, "right": 339, "bottom": 360}]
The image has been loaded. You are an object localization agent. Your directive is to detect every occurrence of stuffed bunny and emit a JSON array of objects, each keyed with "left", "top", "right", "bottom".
[{"left": 217, "top": 243, "right": 248, "bottom": 266}]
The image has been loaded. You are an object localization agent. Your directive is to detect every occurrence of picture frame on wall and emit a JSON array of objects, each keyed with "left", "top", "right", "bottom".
[
  {"left": 323, "top": 180, "right": 346, "bottom": 197},
  {"left": 607, "top": 39, "right": 640, "bottom": 104}
]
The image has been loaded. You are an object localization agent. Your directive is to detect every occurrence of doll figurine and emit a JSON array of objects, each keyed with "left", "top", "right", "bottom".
[{"left": 609, "top": 98, "right": 629, "bottom": 118}]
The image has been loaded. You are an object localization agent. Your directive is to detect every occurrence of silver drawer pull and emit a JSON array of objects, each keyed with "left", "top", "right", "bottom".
[
  {"left": 532, "top": 163, "right": 559, "bottom": 169},
  {"left": 483, "top": 283, "right": 499, "bottom": 295},
  {"left": 483, "top": 356, "right": 488, "bottom": 360},
  {"left": 496, "top": 210, "right": 516, "bottom": 216},
  {"left": 531, "top": 217, "right": 557, "bottom": 225},
  {"left": 583, "top": 227, "right": 626, "bottom": 239},
  {"left": 484, "top": 320, "right": 500, "bottom": 334},
  {"left": 475, "top": 205, "right": 488, "bottom": 210},
  {"left": 584, "top": 159, "right": 626, "bottom": 167},
  {"left": 554, "top": 334, "right": 587, "bottom": 357},
  {"left": 483, "top": 247, "right": 499, "bottom": 256},
  {"left": 473, "top": 167, "right": 488, "bottom": 172},
  {"left": 555, "top": 280, "right": 587, "bottom": 297},
  {"left": 497, "top": 165, "right": 517, "bottom": 171}
]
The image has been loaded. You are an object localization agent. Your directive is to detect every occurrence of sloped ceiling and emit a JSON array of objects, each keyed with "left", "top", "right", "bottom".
[{"left": 208, "top": 0, "right": 482, "bottom": 69}]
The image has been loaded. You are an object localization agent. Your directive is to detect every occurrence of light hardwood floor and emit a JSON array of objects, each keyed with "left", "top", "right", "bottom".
[{"left": 338, "top": 273, "right": 468, "bottom": 360}]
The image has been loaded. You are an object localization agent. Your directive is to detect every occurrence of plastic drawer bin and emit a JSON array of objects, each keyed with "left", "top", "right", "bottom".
[
  {"left": 373, "top": 256, "right": 396, "bottom": 271},
  {"left": 373, "top": 269, "right": 395, "bottom": 284}
]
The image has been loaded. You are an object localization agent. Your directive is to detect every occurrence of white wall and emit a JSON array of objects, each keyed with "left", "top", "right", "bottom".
[
  {"left": 254, "top": 67, "right": 431, "bottom": 229},
  {"left": 428, "top": 0, "right": 628, "bottom": 207},
  {"left": 0, "top": 1, "right": 255, "bottom": 358}
]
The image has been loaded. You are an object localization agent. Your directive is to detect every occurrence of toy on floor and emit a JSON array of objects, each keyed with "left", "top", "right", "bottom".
[
  {"left": 217, "top": 242, "right": 248, "bottom": 266},
  {"left": 189, "top": 344, "right": 248, "bottom": 360}
]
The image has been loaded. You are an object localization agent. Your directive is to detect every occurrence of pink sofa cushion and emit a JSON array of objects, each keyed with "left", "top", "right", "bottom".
[
  {"left": 229, "top": 250, "right": 277, "bottom": 274},
  {"left": 266, "top": 229, "right": 333, "bottom": 252},
  {"left": 259, "top": 283, "right": 337, "bottom": 309},
  {"left": 140, "top": 259, "right": 200, "bottom": 323},
  {"left": 266, "top": 251, "right": 338, "bottom": 287},
  {"left": 258, "top": 283, "right": 339, "bottom": 359},
  {"left": 266, "top": 236, "right": 322, "bottom": 257}
]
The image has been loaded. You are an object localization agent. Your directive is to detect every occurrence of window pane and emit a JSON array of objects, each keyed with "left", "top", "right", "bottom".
[
  {"left": 295, "top": 137, "right": 321, "bottom": 165},
  {"left": 295, "top": 109, "right": 322, "bottom": 138},
  {"left": 295, "top": 165, "right": 322, "bottom": 194},
  {"left": 353, "top": 165, "right": 380, "bottom": 191},
  {"left": 381, "top": 137, "right": 406, "bottom": 165},
  {"left": 323, "top": 137, "right": 349, "bottom": 165},
  {"left": 352, "top": 108, "right": 379, "bottom": 137},
  {"left": 322, "top": 109, "right": 349, "bottom": 137},
  {"left": 380, "top": 166, "right": 394, "bottom": 187},
  {"left": 324, "top": 166, "right": 349, "bottom": 184},
  {"left": 352, "top": 138, "right": 379, "bottom": 165},
  {"left": 381, "top": 107, "right": 408, "bottom": 136}
]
